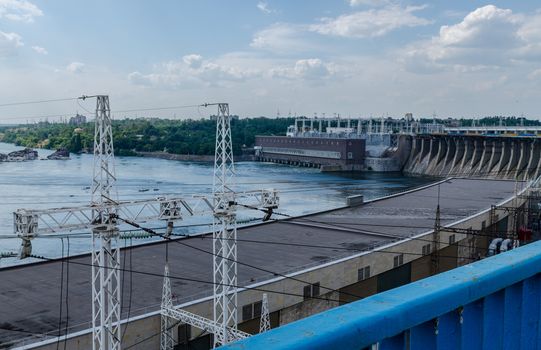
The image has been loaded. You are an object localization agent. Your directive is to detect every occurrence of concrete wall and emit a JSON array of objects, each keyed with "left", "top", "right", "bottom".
[{"left": 404, "top": 135, "right": 541, "bottom": 180}]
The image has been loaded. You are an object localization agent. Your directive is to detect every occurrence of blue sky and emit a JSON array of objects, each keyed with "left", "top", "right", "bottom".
[{"left": 0, "top": 0, "right": 540, "bottom": 121}]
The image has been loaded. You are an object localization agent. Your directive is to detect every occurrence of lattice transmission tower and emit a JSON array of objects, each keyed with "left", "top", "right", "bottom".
[
  {"left": 90, "top": 95, "right": 122, "bottom": 350},
  {"left": 212, "top": 103, "right": 239, "bottom": 347}
]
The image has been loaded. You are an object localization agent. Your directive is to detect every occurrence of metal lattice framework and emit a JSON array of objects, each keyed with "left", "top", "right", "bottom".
[
  {"left": 91, "top": 95, "right": 121, "bottom": 350},
  {"left": 158, "top": 188, "right": 277, "bottom": 349},
  {"left": 212, "top": 103, "right": 239, "bottom": 347},
  {"left": 259, "top": 293, "right": 270, "bottom": 333},
  {"left": 162, "top": 307, "right": 250, "bottom": 341},
  {"left": 159, "top": 103, "right": 278, "bottom": 349},
  {"left": 13, "top": 191, "right": 275, "bottom": 239},
  {"left": 11, "top": 99, "right": 278, "bottom": 350},
  {"left": 160, "top": 263, "right": 174, "bottom": 350}
]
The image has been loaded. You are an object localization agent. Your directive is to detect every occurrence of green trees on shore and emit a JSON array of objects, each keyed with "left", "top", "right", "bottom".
[{"left": 0, "top": 117, "right": 294, "bottom": 155}]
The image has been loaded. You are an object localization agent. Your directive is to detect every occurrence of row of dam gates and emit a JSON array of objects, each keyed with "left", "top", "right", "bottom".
[{"left": 402, "top": 135, "right": 541, "bottom": 180}]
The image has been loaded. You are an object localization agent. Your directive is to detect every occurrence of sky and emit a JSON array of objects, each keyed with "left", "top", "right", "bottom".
[{"left": 0, "top": 0, "right": 540, "bottom": 122}]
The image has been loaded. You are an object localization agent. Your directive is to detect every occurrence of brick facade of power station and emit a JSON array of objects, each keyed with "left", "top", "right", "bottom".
[{"left": 255, "top": 136, "right": 365, "bottom": 171}]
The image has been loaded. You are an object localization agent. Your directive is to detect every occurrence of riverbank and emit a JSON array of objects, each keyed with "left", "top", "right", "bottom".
[{"left": 136, "top": 150, "right": 255, "bottom": 162}]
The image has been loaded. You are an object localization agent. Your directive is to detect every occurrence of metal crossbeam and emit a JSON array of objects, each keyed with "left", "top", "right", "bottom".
[
  {"left": 14, "top": 190, "right": 277, "bottom": 239},
  {"left": 162, "top": 307, "right": 250, "bottom": 341}
]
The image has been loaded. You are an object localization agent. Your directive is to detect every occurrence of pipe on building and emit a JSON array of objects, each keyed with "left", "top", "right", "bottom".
[
  {"left": 488, "top": 238, "right": 504, "bottom": 256},
  {"left": 499, "top": 239, "right": 513, "bottom": 253}
]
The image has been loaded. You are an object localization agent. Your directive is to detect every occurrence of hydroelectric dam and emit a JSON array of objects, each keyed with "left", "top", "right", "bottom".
[{"left": 255, "top": 118, "right": 541, "bottom": 180}]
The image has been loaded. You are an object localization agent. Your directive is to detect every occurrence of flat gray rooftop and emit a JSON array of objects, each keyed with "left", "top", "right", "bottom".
[{"left": 0, "top": 178, "right": 519, "bottom": 347}]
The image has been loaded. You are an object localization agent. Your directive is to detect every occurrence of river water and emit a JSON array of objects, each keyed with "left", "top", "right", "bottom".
[{"left": 0, "top": 142, "right": 434, "bottom": 266}]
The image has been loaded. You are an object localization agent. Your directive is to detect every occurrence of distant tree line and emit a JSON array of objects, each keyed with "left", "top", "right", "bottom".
[
  {"left": 0, "top": 117, "right": 294, "bottom": 156},
  {"left": 420, "top": 116, "right": 541, "bottom": 127}
]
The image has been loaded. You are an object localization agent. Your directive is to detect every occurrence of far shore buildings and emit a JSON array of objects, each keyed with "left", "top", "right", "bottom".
[{"left": 69, "top": 113, "right": 87, "bottom": 125}]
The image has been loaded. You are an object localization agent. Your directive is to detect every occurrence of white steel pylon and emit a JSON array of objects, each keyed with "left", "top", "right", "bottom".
[
  {"left": 160, "top": 263, "right": 174, "bottom": 350},
  {"left": 259, "top": 293, "right": 270, "bottom": 333},
  {"left": 212, "top": 103, "right": 238, "bottom": 347},
  {"left": 90, "top": 95, "right": 122, "bottom": 350}
]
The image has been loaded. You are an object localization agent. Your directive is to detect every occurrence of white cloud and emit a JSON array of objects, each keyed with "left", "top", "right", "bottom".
[
  {"left": 529, "top": 68, "right": 541, "bottom": 80},
  {"left": 31, "top": 45, "right": 47, "bottom": 55},
  {"left": 182, "top": 54, "right": 203, "bottom": 68},
  {"left": 310, "top": 5, "right": 431, "bottom": 38},
  {"left": 251, "top": 4, "right": 430, "bottom": 54},
  {"left": 250, "top": 23, "right": 311, "bottom": 53},
  {"left": 66, "top": 62, "right": 85, "bottom": 73},
  {"left": 129, "top": 54, "right": 259, "bottom": 88},
  {"left": 349, "top": 0, "right": 389, "bottom": 7},
  {"left": 0, "top": 31, "right": 23, "bottom": 57},
  {"left": 257, "top": 1, "right": 274, "bottom": 14},
  {"left": 438, "top": 5, "right": 520, "bottom": 48},
  {"left": 516, "top": 13, "right": 541, "bottom": 60},
  {"left": 402, "top": 5, "right": 534, "bottom": 72},
  {"left": 0, "top": 0, "right": 42, "bottom": 22},
  {"left": 270, "top": 58, "right": 334, "bottom": 80}
]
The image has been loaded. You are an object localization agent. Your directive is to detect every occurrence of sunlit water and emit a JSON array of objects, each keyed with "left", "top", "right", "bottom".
[{"left": 0, "top": 142, "right": 435, "bottom": 267}]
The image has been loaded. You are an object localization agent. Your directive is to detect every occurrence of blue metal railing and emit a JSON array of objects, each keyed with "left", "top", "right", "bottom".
[{"left": 220, "top": 240, "right": 541, "bottom": 350}]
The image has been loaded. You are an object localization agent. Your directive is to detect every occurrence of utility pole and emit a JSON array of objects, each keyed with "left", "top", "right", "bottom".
[
  {"left": 161, "top": 263, "right": 174, "bottom": 350},
  {"left": 259, "top": 293, "right": 270, "bottom": 333},
  {"left": 158, "top": 103, "right": 278, "bottom": 349},
  {"left": 90, "top": 95, "right": 121, "bottom": 350},
  {"left": 212, "top": 103, "right": 239, "bottom": 347}
]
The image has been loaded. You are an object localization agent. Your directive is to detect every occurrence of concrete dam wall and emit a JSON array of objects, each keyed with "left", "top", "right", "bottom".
[{"left": 403, "top": 135, "right": 541, "bottom": 180}]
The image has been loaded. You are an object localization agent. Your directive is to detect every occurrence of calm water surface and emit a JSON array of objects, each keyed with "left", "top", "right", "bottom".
[{"left": 0, "top": 142, "right": 434, "bottom": 266}]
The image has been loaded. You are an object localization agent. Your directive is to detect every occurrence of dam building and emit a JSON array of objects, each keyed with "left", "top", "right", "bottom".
[
  {"left": 255, "top": 117, "right": 541, "bottom": 180},
  {"left": 254, "top": 136, "right": 365, "bottom": 171},
  {"left": 254, "top": 116, "right": 441, "bottom": 172}
]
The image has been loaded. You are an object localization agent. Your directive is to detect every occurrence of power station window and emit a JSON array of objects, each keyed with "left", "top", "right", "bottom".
[
  {"left": 253, "top": 301, "right": 262, "bottom": 318},
  {"left": 393, "top": 254, "right": 404, "bottom": 267},
  {"left": 242, "top": 300, "right": 264, "bottom": 321},
  {"left": 422, "top": 244, "right": 431, "bottom": 255},
  {"left": 303, "top": 285, "right": 311, "bottom": 300},
  {"left": 177, "top": 324, "right": 191, "bottom": 345},
  {"left": 303, "top": 282, "right": 321, "bottom": 300},
  {"left": 358, "top": 266, "right": 371, "bottom": 281},
  {"left": 312, "top": 282, "right": 320, "bottom": 297},
  {"left": 242, "top": 304, "right": 253, "bottom": 321},
  {"left": 449, "top": 234, "right": 456, "bottom": 244}
]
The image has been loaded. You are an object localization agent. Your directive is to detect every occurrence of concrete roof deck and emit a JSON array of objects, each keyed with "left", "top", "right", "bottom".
[{"left": 0, "top": 178, "right": 520, "bottom": 347}]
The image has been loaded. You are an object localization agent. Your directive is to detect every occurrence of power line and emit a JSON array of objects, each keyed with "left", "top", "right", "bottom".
[
  {"left": 114, "top": 215, "right": 368, "bottom": 301},
  {"left": 29, "top": 254, "right": 345, "bottom": 303},
  {"left": 4, "top": 214, "right": 520, "bottom": 347},
  {"left": 114, "top": 213, "right": 507, "bottom": 304},
  {"left": 0, "top": 103, "right": 206, "bottom": 122},
  {"left": 22, "top": 232, "right": 506, "bottom": 349},
  {"left": 123, "top": 319, "right": 182, "bottom": 350},
  {"left": 0, "top": 97, "right": 79, "bottom": 108},
  {"left": 114, "top": 104, "right": 203, "bottom": 114},
  {"left": 167, "top": 230, "right": 490, "bottom": 257}
]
